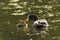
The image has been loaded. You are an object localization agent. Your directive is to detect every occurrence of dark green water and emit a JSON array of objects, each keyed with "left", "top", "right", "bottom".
[{"left": 0, "top": 0, "right": 60, "bottom": 40}]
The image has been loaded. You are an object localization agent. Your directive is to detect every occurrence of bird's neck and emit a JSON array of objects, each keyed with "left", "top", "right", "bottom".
[{"left": 23, "top": 20, "right": 28, "bottom": 24}]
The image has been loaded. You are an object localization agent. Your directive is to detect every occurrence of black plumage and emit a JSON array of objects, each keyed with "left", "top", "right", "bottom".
[
  {"left": 33, "top": 23, "right": 45, "bottom": 31},
  {"left": 28, "top": 14, "right": 38, "bottom": 21}
]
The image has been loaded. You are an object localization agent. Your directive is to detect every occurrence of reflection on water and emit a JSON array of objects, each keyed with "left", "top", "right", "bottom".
[
  {"left": 0, "top": 0, "right": 60, "bottom": 40},
  {"left": 48, "top": 13, "right": 54, "bottom": 17},
  {"left": 9, "top": 0, "right": 19, "bottom": 2},
  {"left": 11, "top": 12, "right": 27, "bottom": 15}
]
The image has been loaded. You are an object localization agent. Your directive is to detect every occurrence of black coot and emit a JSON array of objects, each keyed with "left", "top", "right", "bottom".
[{"left": 27, "top": 14, "right": 38, "bottom": 21}]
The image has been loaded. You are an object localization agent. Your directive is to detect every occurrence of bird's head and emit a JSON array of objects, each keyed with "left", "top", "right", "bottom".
[{"left": 27, "top": 14, "right": 38, "bottom": 21}]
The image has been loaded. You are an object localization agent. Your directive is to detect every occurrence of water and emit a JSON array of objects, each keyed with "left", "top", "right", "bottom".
[{"left": 0, "top": 0, "right": 60, "bottom": 40}]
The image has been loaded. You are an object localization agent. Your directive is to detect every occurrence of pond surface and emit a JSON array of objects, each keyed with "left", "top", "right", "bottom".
[{"left": 0, "top": 0, "right": 60, "bottom": 40}]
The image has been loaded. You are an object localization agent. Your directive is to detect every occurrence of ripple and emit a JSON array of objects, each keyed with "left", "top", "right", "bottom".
[
  {"left": 11, "top": 31, "right": 14, "bottom": 34},
  {"left": 8, "top": 3, "right": 18, "bottom": 5},
  {"left": 38, "top": 10, "right": 43, "bottom": 13},
  {"left": 58, "top": 12, "right": 60, "bottom": 14},
  {"left": 51, "top": 19, "right": 60, "bottom": 22},
  {"left": 38, "top": 0, "right": 43, "bottom": 2},
  {"left": 8, "top": 3, "right": 23, "bottom": 8},
  {"left": 9, "top": 0, "right": 19, "bottom": 2},
  {"left": 48, "top": 13, "right": 54, "bottom": 17},
  {"left": 52, "top": 36, "right": 57, "bottom": 39},
  {"left": 44, "top": 5, "right": 53, "bottom": 9},
  {"left": 58, "top": 36, "right": 60, "bottom": 40},
  {"left": 11, "top": 12, "right": 27, "bottom": 15},
  {"left": 6, "top": 21, "right": 11, "bottom": 24}
]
